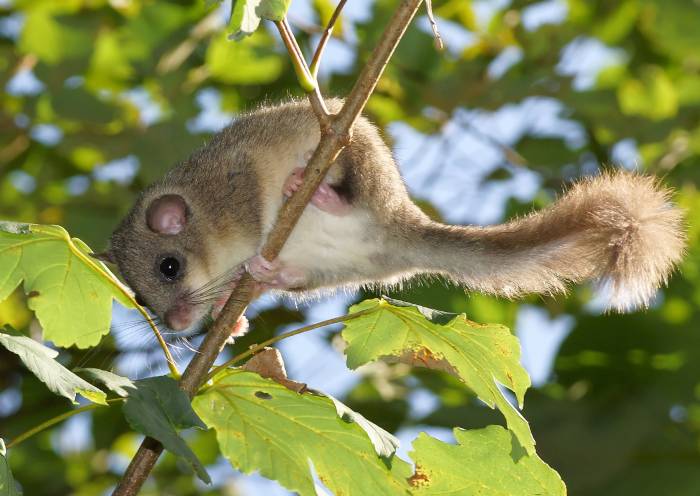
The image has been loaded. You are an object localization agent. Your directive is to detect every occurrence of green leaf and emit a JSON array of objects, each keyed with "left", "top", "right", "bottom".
[
  {"left": 227, "top": 0, "right": 262, "bottom": 40},
  {"left": 227, "top": 0, "right": 291, "bottom": 40},
  {"left": 256, "top": 0, "right": 292, "bottom": 22},
  {"left": 408, "top": 426, "right": 566, "bottom": 495},
  {"left": 85, "top": 31, "right": 135, "bottom": 90},
  {"left": 1, "top": 439, "right": 21, "bottom": 496},
  {"left": 122, "top": 377, "right": 210, "bottom": 484},
  {"left": 342, "top": 297, "right": 535, "bottom": 454},
  {"left": 618, "top": 66, "right": 678, "bottom": 121},
  {"left": 206, "top": 31, "right": 284, "bottom": 85},
  {"left": 19, "top": 4, "right": 93, "bottom": 64},
  {"left": 77, "top": 368, "right": 134, "bottom": 398},
  {"left": 0, "top": 222, "right": 134, "bottom": 348},
  {"left": 193, "top": 370, "right": 412, "bottom": 496},
  {"left": 325, "top": 394, "right": 399, "bottom": 458},
  {"left": 0, "top": 330, "right": 106, "bottom": 405}
]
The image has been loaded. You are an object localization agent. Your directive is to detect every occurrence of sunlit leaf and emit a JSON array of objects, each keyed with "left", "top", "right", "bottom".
[
  {"left": 618, "top": 66, "right": 678, "bottom": 121},
  {"left": 193, "top": 370, "right": 412, "bottom": 495},
  {"left": 227, "top": 0, "right": 262, "bottom": 40},
  {"left": 0, "top": 222, "right": 134, "bottom": 348},
  {"left": 0, "top": 329, "right": 106, "bottom": 405},
  {"left": 408, "top": 426, "right": 566, "bottom": 495},
  {"left": 206, "top": 31, "right": 284, "bottom": 84},
  {"left": 342, "top": 297, "right": 535, "bottom": 454},
  {"left": 243, "top": 347, "right": 399, "bottom": 458},
  {"left": 78, "top": 368, "right": 134, "bottom": 398},
  {"left": 227, "top": 0, "right": 291, "bottom": 39},
  {"left": 19, "top": 4, "right": 93, "bottom": 64},
  {"left": 85, "top": 31, "right": 134, "bottom": 90},
  {"left": 325, "top": 394, "right": 400, "bottom": 458},
  {"left": 256, "top": 0, "right": 292, "bottom": 22}
]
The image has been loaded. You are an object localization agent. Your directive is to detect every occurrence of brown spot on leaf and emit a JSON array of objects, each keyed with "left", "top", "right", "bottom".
[
  {"left": 398, "top": 348, "right": 458, "bottom": 377},
  {"left": 255, "top": 391, "right": 272, "bottom": 400},
  {"left": 408, "top": 465, "right": 430, "bottom": 487},
  {"left": 495, "top": 343, "right": 510, "bottom": 357},
  {"left": 27, "top": 290, "right": 40, "bottom": 298}
]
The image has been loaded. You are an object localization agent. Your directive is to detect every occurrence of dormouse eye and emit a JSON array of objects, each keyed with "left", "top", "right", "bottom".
[{"left": 159, "top": 257, "right": 181, "bottom": 281}]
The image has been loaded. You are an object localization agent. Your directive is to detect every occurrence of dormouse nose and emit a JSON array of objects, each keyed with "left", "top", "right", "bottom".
[{"left": 164, "top": 304, "right": 193, "bottom": 331}]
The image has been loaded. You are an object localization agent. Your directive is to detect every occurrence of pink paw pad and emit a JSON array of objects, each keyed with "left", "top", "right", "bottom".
[
  {"left": 311, "top": 183, "right": 352, "bottom": 216},
  {"left": 245, "top": 255, "right": 279, "bottom": 283},
  {"left": 283, "top": 168, "right": 351, "bottom": 216}
]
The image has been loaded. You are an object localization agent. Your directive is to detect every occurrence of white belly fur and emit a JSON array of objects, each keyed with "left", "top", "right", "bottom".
[{"left": 278, "top": 205, "right": 377, "bottom": 278}]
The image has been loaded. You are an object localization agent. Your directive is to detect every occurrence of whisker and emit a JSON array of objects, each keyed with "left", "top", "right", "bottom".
[
  {"left": 178, "top": 336, "right": 201, "bottom": 354},
  {"left": 185, "top": 266, "right": 244, "bottom": 300}
]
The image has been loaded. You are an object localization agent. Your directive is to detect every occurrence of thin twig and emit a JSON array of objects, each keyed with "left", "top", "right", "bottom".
[
  {"left": 111, "top": 1, "right": 423, "bottom": 494},
  {"left": 6, "top": 398, "right": 124, "bottom": 449},
  {"left": 205, "top": 306, "right": 376, "bottom": 382},
  {"left": 0, "top": 134, "right": 29, "bottom": 168},
  {"left": 275, "top": 18, "right": 316, "bottom": 92},
  {"left": 310, "top": 0, "right": 348, "bottom": 79},
  {"left": 275, "top": 18, "right": 331, "bottom": 128}
]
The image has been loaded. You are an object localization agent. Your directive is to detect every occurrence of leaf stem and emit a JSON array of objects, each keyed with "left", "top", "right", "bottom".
[
  {"left": 6, "top": 398, "right": 123, "bottom": 449},
  {"left": 205, "top": 307, "right": 375, "bottom": 382},
  {"left": 275, "top": 18, "right": 331, "bottom": 126},
  {"left": 275, "top": 18, "right": 317, "bottom": 92},
  {"left": 309, "top": 0, "right": 348, "bottom": 80}
]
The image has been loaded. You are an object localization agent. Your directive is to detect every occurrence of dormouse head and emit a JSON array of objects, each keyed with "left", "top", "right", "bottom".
[{"left": 99, "top": 189, "right": 215, "bottom": 332}]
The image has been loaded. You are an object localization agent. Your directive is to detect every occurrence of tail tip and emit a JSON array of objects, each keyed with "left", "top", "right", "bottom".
[{"left": 589, "top": 171, "right": 686, "bottom": 312}]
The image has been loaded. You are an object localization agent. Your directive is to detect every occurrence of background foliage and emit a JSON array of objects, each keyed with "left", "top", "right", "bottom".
[{"left": 0, "top": 0, "right": 698, "bottom": 494}]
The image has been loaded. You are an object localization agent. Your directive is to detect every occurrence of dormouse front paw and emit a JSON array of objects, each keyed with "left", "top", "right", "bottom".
[{"left": 244, "top": 254, "right": 307, "bottom": 289}]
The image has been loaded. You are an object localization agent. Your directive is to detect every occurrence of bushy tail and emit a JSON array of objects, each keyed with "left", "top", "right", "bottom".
[{"left": 416, "top": 172, "right": 686, "bottom": 311}]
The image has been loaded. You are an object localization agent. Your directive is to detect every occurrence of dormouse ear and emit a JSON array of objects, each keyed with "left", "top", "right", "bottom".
[
  {"left": 91, "top": 250, "right": 116, "bottom": 265},
  {"left": 146, "top": 194, "right": 188, "bottom": 235}
]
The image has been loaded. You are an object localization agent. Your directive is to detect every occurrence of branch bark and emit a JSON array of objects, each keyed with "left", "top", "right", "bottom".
[{"left": 112, "top": 0, "right": 422, "bottom": 494}]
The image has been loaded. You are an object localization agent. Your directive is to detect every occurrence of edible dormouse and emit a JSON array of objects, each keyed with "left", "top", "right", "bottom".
[{"left": 99, "top": 99, "right": 686, "bottom": 332}]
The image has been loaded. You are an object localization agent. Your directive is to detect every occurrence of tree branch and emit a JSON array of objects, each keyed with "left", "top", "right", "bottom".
[
  {"left": 310, "top": 0, "right": 348, "bottom": 79},
  {"left": 111, "top": 1, "right": 423, "bottom": 494}
]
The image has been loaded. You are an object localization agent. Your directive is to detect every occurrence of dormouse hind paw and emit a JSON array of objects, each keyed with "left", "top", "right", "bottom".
[{"left": 282, "top": 167, "right": 352, "bottom": 216}]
